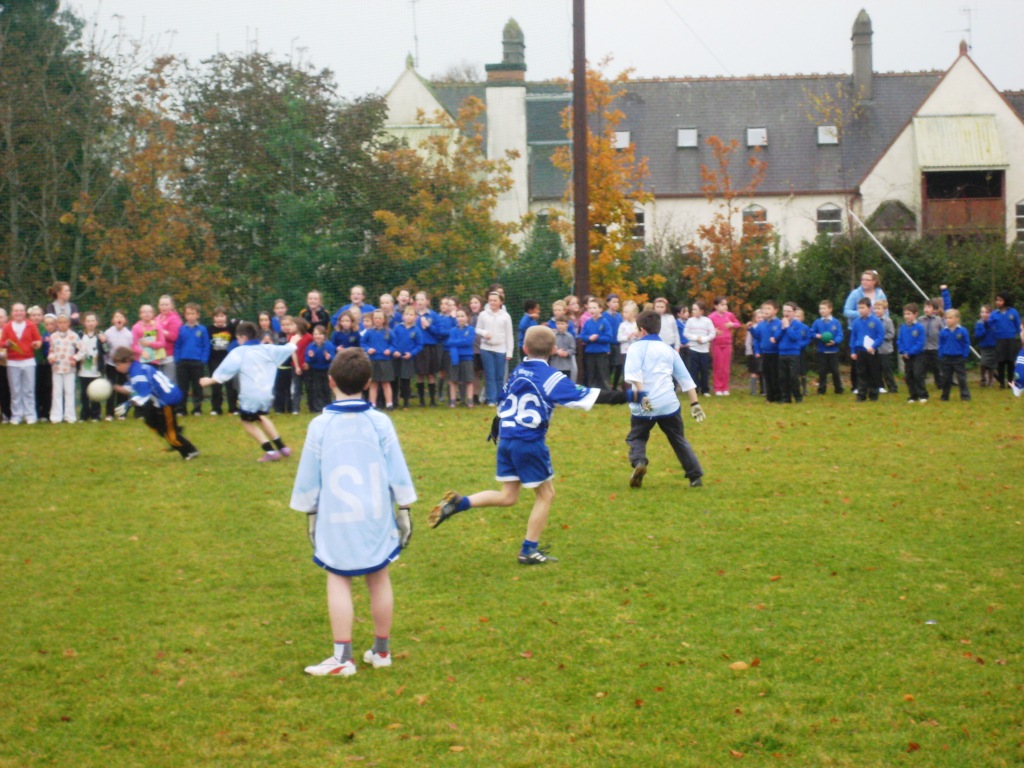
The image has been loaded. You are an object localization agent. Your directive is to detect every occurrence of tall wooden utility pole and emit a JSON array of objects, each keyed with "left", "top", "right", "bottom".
[{"left": 572, "top": 0, "right": 589, "bottom": 297}]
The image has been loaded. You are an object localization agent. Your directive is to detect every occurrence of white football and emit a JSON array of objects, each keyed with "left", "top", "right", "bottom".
[{"left": 86, "top": 378, "right": 113, "bottom": 402}]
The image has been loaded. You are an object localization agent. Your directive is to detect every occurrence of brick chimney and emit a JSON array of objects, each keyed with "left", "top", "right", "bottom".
[{"left": 485, "top": 18, "right": 526, "bottom": 84}]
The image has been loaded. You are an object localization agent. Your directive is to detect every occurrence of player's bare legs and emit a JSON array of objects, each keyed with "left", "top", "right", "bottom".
[
  {"left": 467, "top": 481, "right": 521, "bottom": 509},
  {"left": 242, "top": 419, "right": 270, "bottom": 445},
  {"left": 365, "top": 568, "right": 393, "bottom": 639},
  {"left": 524, "top": 480, "right": 555, "bottom": 542},
  {"left": 258, "top": 415, "right": 280, "bottom": 441},
  {"left": 326, "top": 573, "right": 355, "bottom": 642}
]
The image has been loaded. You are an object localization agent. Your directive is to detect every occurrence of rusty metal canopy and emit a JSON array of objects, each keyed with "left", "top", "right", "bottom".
[{"left": 914, "top": 115, "right": 1008, "bottom": 171}]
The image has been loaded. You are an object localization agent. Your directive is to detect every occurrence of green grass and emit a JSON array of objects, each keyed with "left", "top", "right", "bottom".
[{"left": 1, "top": 384, "right": 1022, "bottom": 767}]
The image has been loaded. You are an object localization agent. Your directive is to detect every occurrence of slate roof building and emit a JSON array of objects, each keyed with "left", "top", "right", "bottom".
[{"left": 384, "top": 11, "right": 1024, "bottom": 252}]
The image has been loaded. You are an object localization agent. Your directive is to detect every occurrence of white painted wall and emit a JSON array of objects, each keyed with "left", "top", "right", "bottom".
[{"left": 485, "top": 85, "right": 529, "bottom": 225}]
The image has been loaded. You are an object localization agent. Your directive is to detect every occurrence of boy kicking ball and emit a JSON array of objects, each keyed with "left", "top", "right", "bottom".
[
  {"left": 291, "top": 348, "right": 415, "bottom": 676},
  {"left": 199, "top": 321, "right": 296, "bottom": 462},
  {"left": 429, "top": 325, "right": 636, "bottom": 565},
  {"left": 110, "top": 347, "right": 200, "bottom": 460}
]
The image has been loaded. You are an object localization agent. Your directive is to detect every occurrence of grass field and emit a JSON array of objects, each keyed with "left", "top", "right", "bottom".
[{"left": 1, "top": 382, "right": 1022, "bottom": 767}]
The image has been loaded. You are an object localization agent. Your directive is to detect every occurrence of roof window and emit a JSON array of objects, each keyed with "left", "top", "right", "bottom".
[{"left": 746, "top": 127, "right": 768, "bottom": 147}]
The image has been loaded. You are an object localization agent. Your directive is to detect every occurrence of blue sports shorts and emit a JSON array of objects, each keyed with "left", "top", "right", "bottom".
[{"left": 495, "top": 438, "right": 554, "bottom": 488}]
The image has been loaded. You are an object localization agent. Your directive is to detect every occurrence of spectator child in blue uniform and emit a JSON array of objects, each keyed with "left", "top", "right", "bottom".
[
  {"left": 810, "top": 300, "right": 844, "bottom": 394},
  {"left": 361, "top": 309, "right": 395, "bottom": 411},
  {"left": 111, "top": 346, "right": 199, "bottom": 460},
  {"left": 331, "top": 311, "right": 361, "bottom": 350},
  {"left": 447, "top": 308, "right": 476, "bottom": 407},
  {"left": 990, "top": 292, "right": 1022, "bottom": 389},
  {"left": 898, "top": 303, "right": 928, "bottom": 403},
  {"left": 604, "top": 294, "right": 623, "bottom": 388},
  {"left": 850, "top": 297, "right": 885, "bottom": 402},
  {"left": 174, "top": 303, "right": 210, "bottom": 415},
  {"left": 974, "top": 304, "right": 997, "bottom": 387},
  {"left": 938, "top": 308, "right": 971, "bottom": 401},
  {"left": 291, "top": 348, "right": 416, "bottom": 677},
  {"left": 304, "top": 325, "right": 336, "bottom": 414},
  {"left": 753, "top": 300, "right": 782, "bottom": 402},
  {"left": 581, "top": 296, "right": 613, "bottom": 390},
  {"left": 414, "top": 291, "right": 443, "bottom": 407},
  {"left": 428, "top": 325, "right": 632, "bottom": 565},
  {"left": 777, "top": 301, "right": 810, "bottom": 403},
  {"left": 391, "top": 306, "right": 423, "bottom": 409}
]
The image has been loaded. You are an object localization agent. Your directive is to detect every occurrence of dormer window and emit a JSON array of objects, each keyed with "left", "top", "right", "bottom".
[
  {"left": 677, "top": 128, "right": 698, "bottom": 148},
  {"left": 747, "top": 127, "right": 768, "bottom": 147},
  {"left": 614, "top": 131, "right": 630, "bottom": 150},
  {"left": 818, "top": 125, "right": 839, "bottom": 145}
]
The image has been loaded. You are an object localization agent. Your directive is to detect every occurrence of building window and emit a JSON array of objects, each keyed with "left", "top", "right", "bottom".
[
  {"left": 817, "top": 204, "right": 843, "bottom": 235},
  {"left": 747, "top": 127, "right": 768, "bottom": 147},
  {"left": 677, "top": 128, "right": 698, "bottom": 148},
  {"left": 817, "top": 125, "right": 839, "bottom": 145},
  {"left": 632, "top": 208, "right": 646, "bottom": 244},
  {"left": 1017, "top": 201, "right": 1024, "bottom": 240},
  {"left": 614, "top": 131, "right": 630, "bottom": 150},
  {"left": 743, "top": 204, "right": 767, "bottom": 231}
]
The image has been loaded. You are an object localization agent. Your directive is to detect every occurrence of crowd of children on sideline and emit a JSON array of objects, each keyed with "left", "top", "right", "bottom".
[{"left": 1, "top": 277, "right": 1022, "bottom": 430}]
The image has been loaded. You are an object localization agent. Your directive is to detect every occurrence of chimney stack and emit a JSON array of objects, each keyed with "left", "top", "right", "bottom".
[
  {"left": 852, "top": 9, "right": 873, "bottom": 100},
  {"left": 486, "top": 18, "right": 526, "bottom": 83}
]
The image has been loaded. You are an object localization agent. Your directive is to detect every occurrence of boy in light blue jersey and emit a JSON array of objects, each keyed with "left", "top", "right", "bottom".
[
  {"left": 623, "top": 309, "right": 706, "bottom": 489},
  {"left": 292, "top": 347, "right": 415, "bottom": 677},
  {"left": 428, "top": 325, "right": 633, "bottom": 565},
  {"left": 200, "top": 321, "right": 296, "bottom": 462}
]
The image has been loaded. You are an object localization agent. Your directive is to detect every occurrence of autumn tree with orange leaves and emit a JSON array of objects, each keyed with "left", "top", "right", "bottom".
[
  {"left": 72, "top": 58, "right": 225, "bottom": 312},
  {"left": 683, "top": 136, "right": 773, "bottom": 316},
  {"left": 551, "top": 61, "right": 656, "bottom": 301}
]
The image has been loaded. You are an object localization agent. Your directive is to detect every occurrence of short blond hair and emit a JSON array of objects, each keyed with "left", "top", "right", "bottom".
[
  {"left": 945, "top": 308, "right": 960, "bottom": 321},
  {"left": 523, "top": 325, "right": 556, "bottom": 358}
]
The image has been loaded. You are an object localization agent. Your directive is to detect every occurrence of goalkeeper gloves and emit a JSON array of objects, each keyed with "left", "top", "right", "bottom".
[
  {"left": 114, "top": 402, "right": 131, "bottom": 418},
  {"left": 690, "top": 402, "right": 706, "bottom": 422},
  {"left": 486, "top": 415, "right": 500, "bottom": 444},
  {"left": 396, "top": 507, "right": 413, "bottom": 548},
  {"left": 306, "top": 512, "right": 317, "bottom": 550}
]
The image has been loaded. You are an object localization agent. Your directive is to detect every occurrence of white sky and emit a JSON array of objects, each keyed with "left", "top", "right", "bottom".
[{"left": 68, "top": 0, "right": 1024, "bottom": 98}]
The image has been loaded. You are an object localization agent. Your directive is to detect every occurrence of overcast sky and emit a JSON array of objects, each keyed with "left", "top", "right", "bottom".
[{"left": 68, "top": 0, "right": 1023, "bottom": 98}]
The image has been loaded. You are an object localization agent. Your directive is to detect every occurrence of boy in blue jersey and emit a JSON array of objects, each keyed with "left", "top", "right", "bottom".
[
  {"left": 810, "top": 300, "right": 844, "bottom": 394},
  {"left": 991, "top": 291, "right": 1022, "bottom": 388},
  {"left": 110, "top": 347, "right": 199, "bottom": 460},
  {"left": 428, "top": 325, "right": 633, "bottom": 565},
  {"left": 938, "top": 308, "right": 971, "bottom": 401},
  {"left": 200, "top": 321, "right": 297, "bottom": 462},
  {"left": 776, "top": 302, "right": 810, "bottom": 404},
  {"left": 581, "top": 296, "right": 613, "bottom": 390},
  {"left": 624, "top": 309, "right": 707, "bottom": 489},
  {"left": 898, "top": 303, "right": 928, "bottom": 403},
  {"left": 292, "top": 348, "right": 415, "bottom": 677},
  {"left": 850, "top": 298, "right": 885, "bottom": 402},
  {"left": 174, "top": 303, "right": 210, "bottom": 415},
  {"left": 754, "top": 300, "right": 782, "bottom": 402}
]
